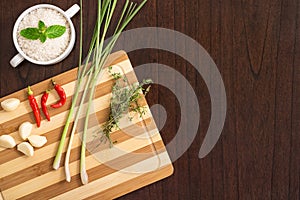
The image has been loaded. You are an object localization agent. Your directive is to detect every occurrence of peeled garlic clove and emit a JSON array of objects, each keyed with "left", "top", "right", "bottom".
[
  {"left": 17, "top": 142, "right": 34, "bottom": 157},
  {"left": 28, "top": 135, "right": 47, "bottom": 148},
  {"left": 19, "top": 122, "right": 33, "bottom": 140},
  {"left": 0, "top": 135, "right": 16, "bottom": 148},
  {"left": 1, "top": 98, "right": 20, "bottom": 111}
]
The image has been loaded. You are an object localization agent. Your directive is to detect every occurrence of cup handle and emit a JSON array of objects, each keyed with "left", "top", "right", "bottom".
[
  {"left": 10, "top": 53, "right": 25, "bottom": 68},
  {"left": 65, "top": 4, "right": 80, "bottom": 18}
]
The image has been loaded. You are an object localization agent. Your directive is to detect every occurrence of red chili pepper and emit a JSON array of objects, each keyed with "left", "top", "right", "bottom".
[
  {"left": 27, "top": 86, "right": 41, "bottom": 127},
  {"left": 41, "top": 90, "right": 50, "bottom": 121},
  {"left": 51, "top": 79, "right": 66, "bottom": 108}
]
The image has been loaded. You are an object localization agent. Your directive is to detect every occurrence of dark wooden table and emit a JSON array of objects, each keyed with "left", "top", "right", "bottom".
[{"left": 0, "top": 0, "right": 299, "bottom": 199}]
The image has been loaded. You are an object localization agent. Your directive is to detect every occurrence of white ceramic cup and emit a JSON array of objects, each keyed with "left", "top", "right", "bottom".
[{"left": 10, "top": 4, "right": 80, "bottom": 67}]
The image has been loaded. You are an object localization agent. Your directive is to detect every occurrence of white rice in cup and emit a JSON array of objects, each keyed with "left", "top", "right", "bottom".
[{"left": 17, "top": 8, "right": 71, "bottom": 62}]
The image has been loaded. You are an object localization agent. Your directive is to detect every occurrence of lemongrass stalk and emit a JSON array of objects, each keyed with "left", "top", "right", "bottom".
[
  {"left": 79, "top": 0, "right": 147, "bottom": 184},
  {"left": 53, "top": 63, "right": 94, "bottom": 170},
  {"left": 53, "top": 49, "right": 97, "bottom": 170},
  {"left": 64, "top": 71, "right": 93, "bottom": 181},
  {"left": 52, "top": 2, "right": 98, "bottom": 170},
  {"left": 88, "top": 0, "right": 148, "bottom": 105},
  {"left": 52, "top": 77, "right": 83, "bottom": 170},
  {"left": 53, "top": 0, "right": 110, "bottom": 170},
  {"left": 64, "top": 0, "right": 103, "bottom": 180},
  {"left": 64, "top": 0, "right": 108, "bottom": 180},
  {"left": 78, "top": 0, "right": 110, "bottom": 79},
  {"left": 94, "top": 0, "right": 117, "bottom": 68},
  {"left": 99, "top": 1, "right": 147, "bottom": 62},
  {"left": 91, "top": 0, "right": 146, "bottom": 78},
  {"left": 80, "top": 78, "right": 97, "bottom": 184},
  {"left": 79, "top": 0, "right": 118, "bottom": 183},
  {"left": 78, "top": 1, "right": 102, "bottom": 184},
  {"left": 113, "top": 0, "right": 129, "bottom": 35},
  {"left": 121, "top": 0, "right": 147, "bottom": 30},
  {"left": 79, "top": 0, "right": 111, "bottom": 79},
  {"left": 55, "top": 0, "right": 147, "bottom": 182}
]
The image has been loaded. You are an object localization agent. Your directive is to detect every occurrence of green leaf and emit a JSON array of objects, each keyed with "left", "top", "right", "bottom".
[
  {"left": 38, "top": 20, "right": 46, "bottom": 32},
  {"left": 39, "top": 34, "right": 47, "bottom": 43},
  {"left": 45, "top": 25, "right": 66, "bottom": 38},
  {"left": 20, "top": 28, "right": 41, "bottom": 40}
]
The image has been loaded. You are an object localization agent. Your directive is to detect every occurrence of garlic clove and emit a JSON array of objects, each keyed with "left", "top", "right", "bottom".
[
  {"left": 1, "top": 98, "right": 20, "bottom": 112},
  {"left": 17, "top": 142, "right": 34, "bottom": 157},
  {"left": 19, "top": 122, "right": 33, "bottom": 140},
  {"left": 28, "top": 135, "right": 47, "bottom": 148},
  {"left": 0, "top": 135, "right": 16, "bottom": 148}
]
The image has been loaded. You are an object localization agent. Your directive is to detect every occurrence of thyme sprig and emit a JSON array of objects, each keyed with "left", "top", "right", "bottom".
[{"left": 101, "top": 66, "right": 152, "bottom": 146}]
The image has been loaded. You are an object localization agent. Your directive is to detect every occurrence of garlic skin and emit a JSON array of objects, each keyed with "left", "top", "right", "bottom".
[
  {"left": 1, "top": 98, "right": 20, "bottom": 111},
  {"left": 28, "top": 135, "right": 47, "bottom": 148},
  {"left": 19, "top": 122, "right": 33, "bottom": 140},
  {"left": 17, "top": 142, "right": 34, "bottom": 157},
  {"left": 0, "top": 135, "right": 16, "bottom": 148}
]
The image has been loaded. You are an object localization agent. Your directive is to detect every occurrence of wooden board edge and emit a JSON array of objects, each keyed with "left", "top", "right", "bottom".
[
  {"left": 0, "top": 50, "right": 129, "bottom": 101},
  {"left": 85, "top": 164, "right": 174, "bottom": 200}
]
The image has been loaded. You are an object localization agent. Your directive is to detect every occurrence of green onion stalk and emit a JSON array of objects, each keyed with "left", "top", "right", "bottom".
[{"left": 52, "top": 0, "right": 147, "bottom": 185}]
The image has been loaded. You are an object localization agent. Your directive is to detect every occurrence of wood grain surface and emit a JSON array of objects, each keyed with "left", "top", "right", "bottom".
[{"left": 0, "top": 0, "right": 299, "bottom": 199}]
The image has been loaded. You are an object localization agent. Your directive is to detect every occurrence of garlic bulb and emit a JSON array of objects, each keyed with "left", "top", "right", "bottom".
[
  {"left": 1, "top": 98, "right": 20, "bottom": 111},
  {"left": 0, "top": 135, "right": 16, "bottom": 148},
  {"left": 19, "top": 122, "right": 33, "bottom": 140},
  {"left": 17, "top": 142, "right": 34, "bottom": 157},
  {"left": 28, "top": 135, "right": 47, "bottom": 148}
]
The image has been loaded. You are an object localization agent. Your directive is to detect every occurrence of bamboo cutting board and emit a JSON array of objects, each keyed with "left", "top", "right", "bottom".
[{"left": 0, "top": 51, "right": 173, "bottom": 200}]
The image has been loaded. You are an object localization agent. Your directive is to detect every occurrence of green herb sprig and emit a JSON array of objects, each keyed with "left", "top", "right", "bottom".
[
  {"left": 101, "top": 66, "right": 152, "bottom": 146},
  {"left": 20, "top": 20, "right": 66, "bottom": 43}
]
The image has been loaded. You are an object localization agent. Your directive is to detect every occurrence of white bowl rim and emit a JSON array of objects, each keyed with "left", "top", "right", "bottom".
[{"left": 12, "top": 4, "right": 76, "bottom": 65}]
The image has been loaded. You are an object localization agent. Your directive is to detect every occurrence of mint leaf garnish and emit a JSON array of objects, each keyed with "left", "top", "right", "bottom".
[
  {"left": 45, "top": 25, "right": 66, "bottom": 38},
  {"left": 20, "top": 28, "right": 41, "bottom": 40},
  {"left": 39, "top": 34, "right": 46, "bottom": 43},
  {"left": 38, "top": 20, "right": 46, "bottom": 32},
  {"left": 20, "top": 20, "right": 66, "bottom": 43}
]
